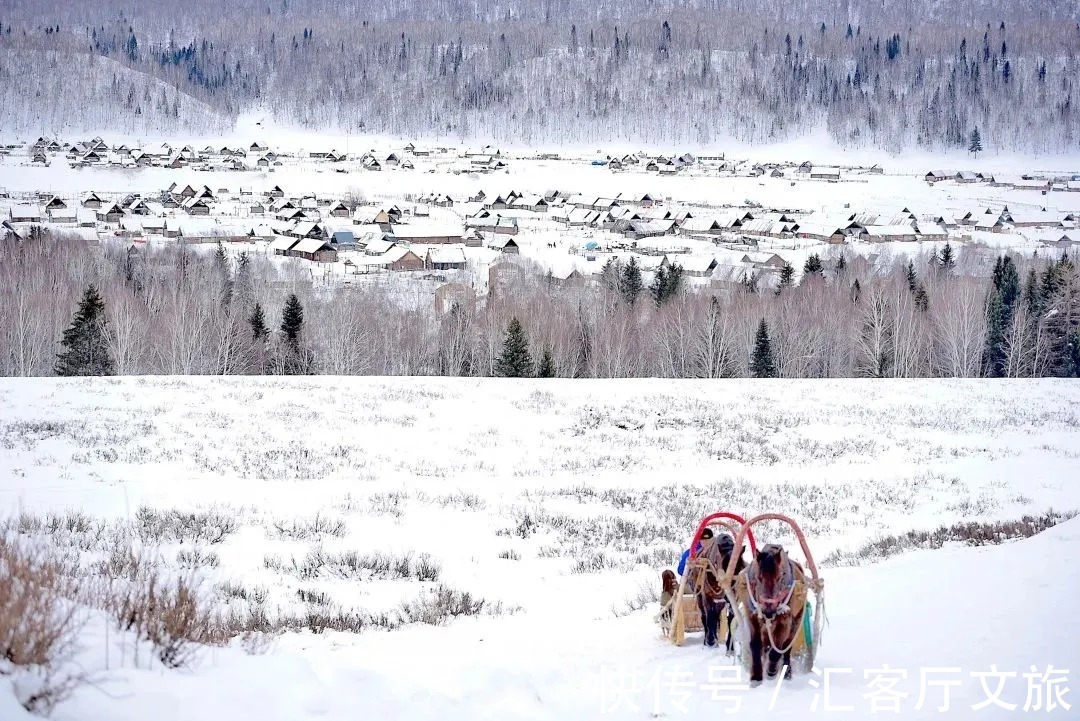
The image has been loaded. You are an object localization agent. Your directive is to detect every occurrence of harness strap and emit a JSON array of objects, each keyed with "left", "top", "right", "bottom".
[{"left": 747, "top": 559, "right": 796, "bottom": 615}]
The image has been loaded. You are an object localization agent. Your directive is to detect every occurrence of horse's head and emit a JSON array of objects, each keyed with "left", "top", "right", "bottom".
[
  {"left": 753, "top": 543, "right": 790, "bottom": 618},
  {"left": 662, "top": 569, "right": 678, "bottom": 596}
]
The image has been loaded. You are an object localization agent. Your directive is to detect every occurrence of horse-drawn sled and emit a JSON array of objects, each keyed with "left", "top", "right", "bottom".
[{"left": 655, "top": 511, "right": 825, "bottom": 683}]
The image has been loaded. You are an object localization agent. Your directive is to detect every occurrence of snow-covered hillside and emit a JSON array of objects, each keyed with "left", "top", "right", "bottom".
[{"left": 0, "top": 377, "right": 1078, "bottom": 719}]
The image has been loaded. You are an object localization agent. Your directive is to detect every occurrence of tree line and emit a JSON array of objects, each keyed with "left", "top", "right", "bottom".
[
  {"left": 0, "top": 0, "right": 1077, "bottom": 151},
  {"left": 3, "top": 229, "right": 1077, "bottom": 380}
]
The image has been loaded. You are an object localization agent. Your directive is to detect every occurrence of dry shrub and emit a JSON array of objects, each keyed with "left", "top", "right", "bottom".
[
  {"left": 0, "top": 533, "right": 86, "bottom": 715},
  {"left": 134, "top": 506, "right": 238, "bottom": 545},
  {"left": 100, "top": 547, "right": 225, "bottom": 669},
  {"left": 397, "top": 585, "right": 488, "bottom": 626},
  {"left": 823, "top": 510, "right": 1078, "bottom": 567}
]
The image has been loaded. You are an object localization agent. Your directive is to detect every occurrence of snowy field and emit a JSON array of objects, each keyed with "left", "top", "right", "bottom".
[{"left": 1, "top": 376, "right": 1079, "bottom": 719}]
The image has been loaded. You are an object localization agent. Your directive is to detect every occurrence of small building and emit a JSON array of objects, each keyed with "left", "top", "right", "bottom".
[
  {"left": 389, "top": 224, "right": 463, "bottom": 244},
  {"left": 425, "top": 246, "right": 468, "bottom": 271},
  {"left": 385, "top": 247, "right": 425, "bottom": 271},
  {"left": 330, "top": 230, "right": 357, "bottom": 249},
  {"left": 674, "top": 255, "right": 718, "bottom": 277},
  {"left": 82, "top": 192, "right": 104, "bottom": 209},
  {"left": 290, "top": 238, "right": 338, "bottom": 262},
  {"left": 810, "top": 167, "right": 841, "bottom": 180},
  {"left": 96, "top": 203, "right": 124, "bottom": 223},
  {"left": 183, "top": 198, "right": 211, "bottom": 215},
  {"left": 270, "top": 236, "right": 301, "bottom": 256},
  {"left": 488, "top": 236, "right": 520, "bottom": 254},
  {"left": 10, "top": 205, "right": 42, "bottom": 223}
]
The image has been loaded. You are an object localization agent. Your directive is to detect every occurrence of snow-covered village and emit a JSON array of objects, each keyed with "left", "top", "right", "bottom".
[{"left": 1, "top": 1, "right": 1080, "bottom": 720}]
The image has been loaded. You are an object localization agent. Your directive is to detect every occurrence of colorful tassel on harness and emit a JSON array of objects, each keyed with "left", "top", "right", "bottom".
[{"left": 802, "top": 600, "right": 813, "bottom": 649}]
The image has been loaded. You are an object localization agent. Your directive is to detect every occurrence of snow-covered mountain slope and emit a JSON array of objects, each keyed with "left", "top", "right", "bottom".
[{"left": 0, "top": 376, "right": 1078, "bottom": 719}]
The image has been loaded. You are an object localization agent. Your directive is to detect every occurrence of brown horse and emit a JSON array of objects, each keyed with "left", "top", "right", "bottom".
[
  {"left": 737, "top": 543, "right": 807, "bottom": 683},
  {"left": 693, "top": 534, "right": 747, "bottom": 653}
]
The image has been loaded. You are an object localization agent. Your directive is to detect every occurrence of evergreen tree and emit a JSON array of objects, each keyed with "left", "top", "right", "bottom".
[
  {"left": 751, "top": 319, "right": 778, "bottom": 377},
  {"left": 937, "top": 243, "right": 956, "bottom": 275},
  {"left": 249, "top": 302, "right": 269, "bottom": 341},
  {"left": 214, "top": 242, "right": 233, "bottom": 308},
  {"left": 276, "top": 293, "right": 312, "bottom": 375},
  {"left": 496, "top": 317, "right": 533, "bottom": 377},
  {"left": 55, "top": 284, "right": 114, "bottom": 376},
  {"left": 914, "top": 285, "right": 929, "bottom": 312},
  {"left": 280, "top": 293, "right": 304, "bottom": 347},
  {"left": 1039, "top": 254, "right": 1080, "bottom": 377},
  {"left": 968, "top": 126, "right": 983, "bottom": 157},
  {"left": 803, "top": 253, "right": 824, "bottom": 279},
  {"left": 537, "top": 345, "right": 555, "bottom": 378},
  {"left": 650, "top": 261, "right": 684, "bottom": 306},
  {"left": 741, "top": 271, "right": 759, "bottom": 294},
  {"left": 775, "top": 263, "right": 795, "bottom": 295},
  {"left": 906, "top": 260, "right": 919, "bottom": 293},
  {"left": 851, "top": 278, "right": 862, "bottom": 304},
  {"left": 620, "top": 256, "right": 643, "bottom": 305}
]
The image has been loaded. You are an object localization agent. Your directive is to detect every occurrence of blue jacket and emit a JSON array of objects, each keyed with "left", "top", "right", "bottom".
[{"left": 677, "top": 545, "right": 701, "bottom": 576}]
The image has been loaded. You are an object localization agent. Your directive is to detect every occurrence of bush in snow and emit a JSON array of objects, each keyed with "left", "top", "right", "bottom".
[
  {"left": 134, "top": 506, "right": 239, "bottom": 546},
  {"left": 822, "top": 510, "right": 1078, "bottom": 567},
  {"left": 0, "top": 532, "right": 86, "bottom": 715}
]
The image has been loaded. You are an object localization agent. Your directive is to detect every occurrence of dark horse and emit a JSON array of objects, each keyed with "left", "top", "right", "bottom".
[
  {"left": 695, "top": 533, "right": 747, "bottom": 654},
  {"left": 739, "top": 543, "right": 806, "bottom": 684}
]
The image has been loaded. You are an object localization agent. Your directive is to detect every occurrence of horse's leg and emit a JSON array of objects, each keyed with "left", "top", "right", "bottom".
[
  {"left": 748, "top": 621, "right": 763, "bottom": 684},
  {"left": 696, "top": 594, "right": 711, "bottom": 646},
  {"left": 704, "top": 601, "right": 719, "bottom": 647},
  {"left": 766, "top": 646, "right": 781, "bottom": 678},
  {"left": 724, "top": 607, "right": 735, "bottom": 656}
]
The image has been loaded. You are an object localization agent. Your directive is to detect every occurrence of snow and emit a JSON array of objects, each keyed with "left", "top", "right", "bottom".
[{"left": 0, "top": 377, "right": 1078, "bottom": 719}]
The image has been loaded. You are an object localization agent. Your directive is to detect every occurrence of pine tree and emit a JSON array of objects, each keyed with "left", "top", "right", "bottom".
[
  {"left": 914, "top": 285, "right": 929, "bottom": 312},
  {"left": 280, "top": 294, "right": 304, "bottom": 347},
  {"left": 249, "top": 302, "right": 269, "bottom": 341},
  {"left": 276, "top": 294, "right": 312, "bottom": 375},
  {"left": 537, "top": 345, "right": 555, "bottom": 378},
  {"left": 906, "top": 260, "right": 919, "bottom": 293},
  {"left": 968, "top": 126, "right": 983, "bottom": 157},
  {"left": 803, "top": 254, "right": 824, "bottom": 279},
  {"left": 650, "top": 261, "right": 684, "bottom": 306},
  {"left": 776, "top": 263, "right": 795, "bottom": 295},
  {"left": 750, "top": 318, "right": 778, "bottom": 378},
  {"left": 496, "top": 317, "right": 533, "bottom": 377},
  {"left": 55, "top": 284, "right": 114, "bottom": 376},
  {"left": 938, "top": 243, "right": 956, "bottom": 275},
  {"left": 741, "top": 271, "right": 759, "bottom": 294},
  {"left": 620, "top": 256, "right": 643, "bottom": 305}
]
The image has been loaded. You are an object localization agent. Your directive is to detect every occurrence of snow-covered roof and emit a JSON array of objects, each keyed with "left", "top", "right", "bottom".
[
  {"left": 292, "top": 238, "right": 330, "bottom": 253},
  {"left": 270, "top": 236, "right": 300, "bottom": 252}
]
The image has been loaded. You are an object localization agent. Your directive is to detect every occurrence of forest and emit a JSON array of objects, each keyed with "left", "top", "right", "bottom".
[
  {"left": 2, "top": 230, "right": 1078, "bottom": 379},
  {"left": 0, "top": 0, "right": 1077, "bottom": 151}
]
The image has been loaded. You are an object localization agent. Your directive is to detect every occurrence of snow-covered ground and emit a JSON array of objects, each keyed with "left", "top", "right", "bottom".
[{"left": 1, "top": 377, "right": 1078, "bottom": 719}]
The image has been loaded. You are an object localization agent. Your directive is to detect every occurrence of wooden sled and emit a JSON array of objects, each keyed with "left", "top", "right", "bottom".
[{"left": 656, "top": 512, "right": 758, "bottom": 646}]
